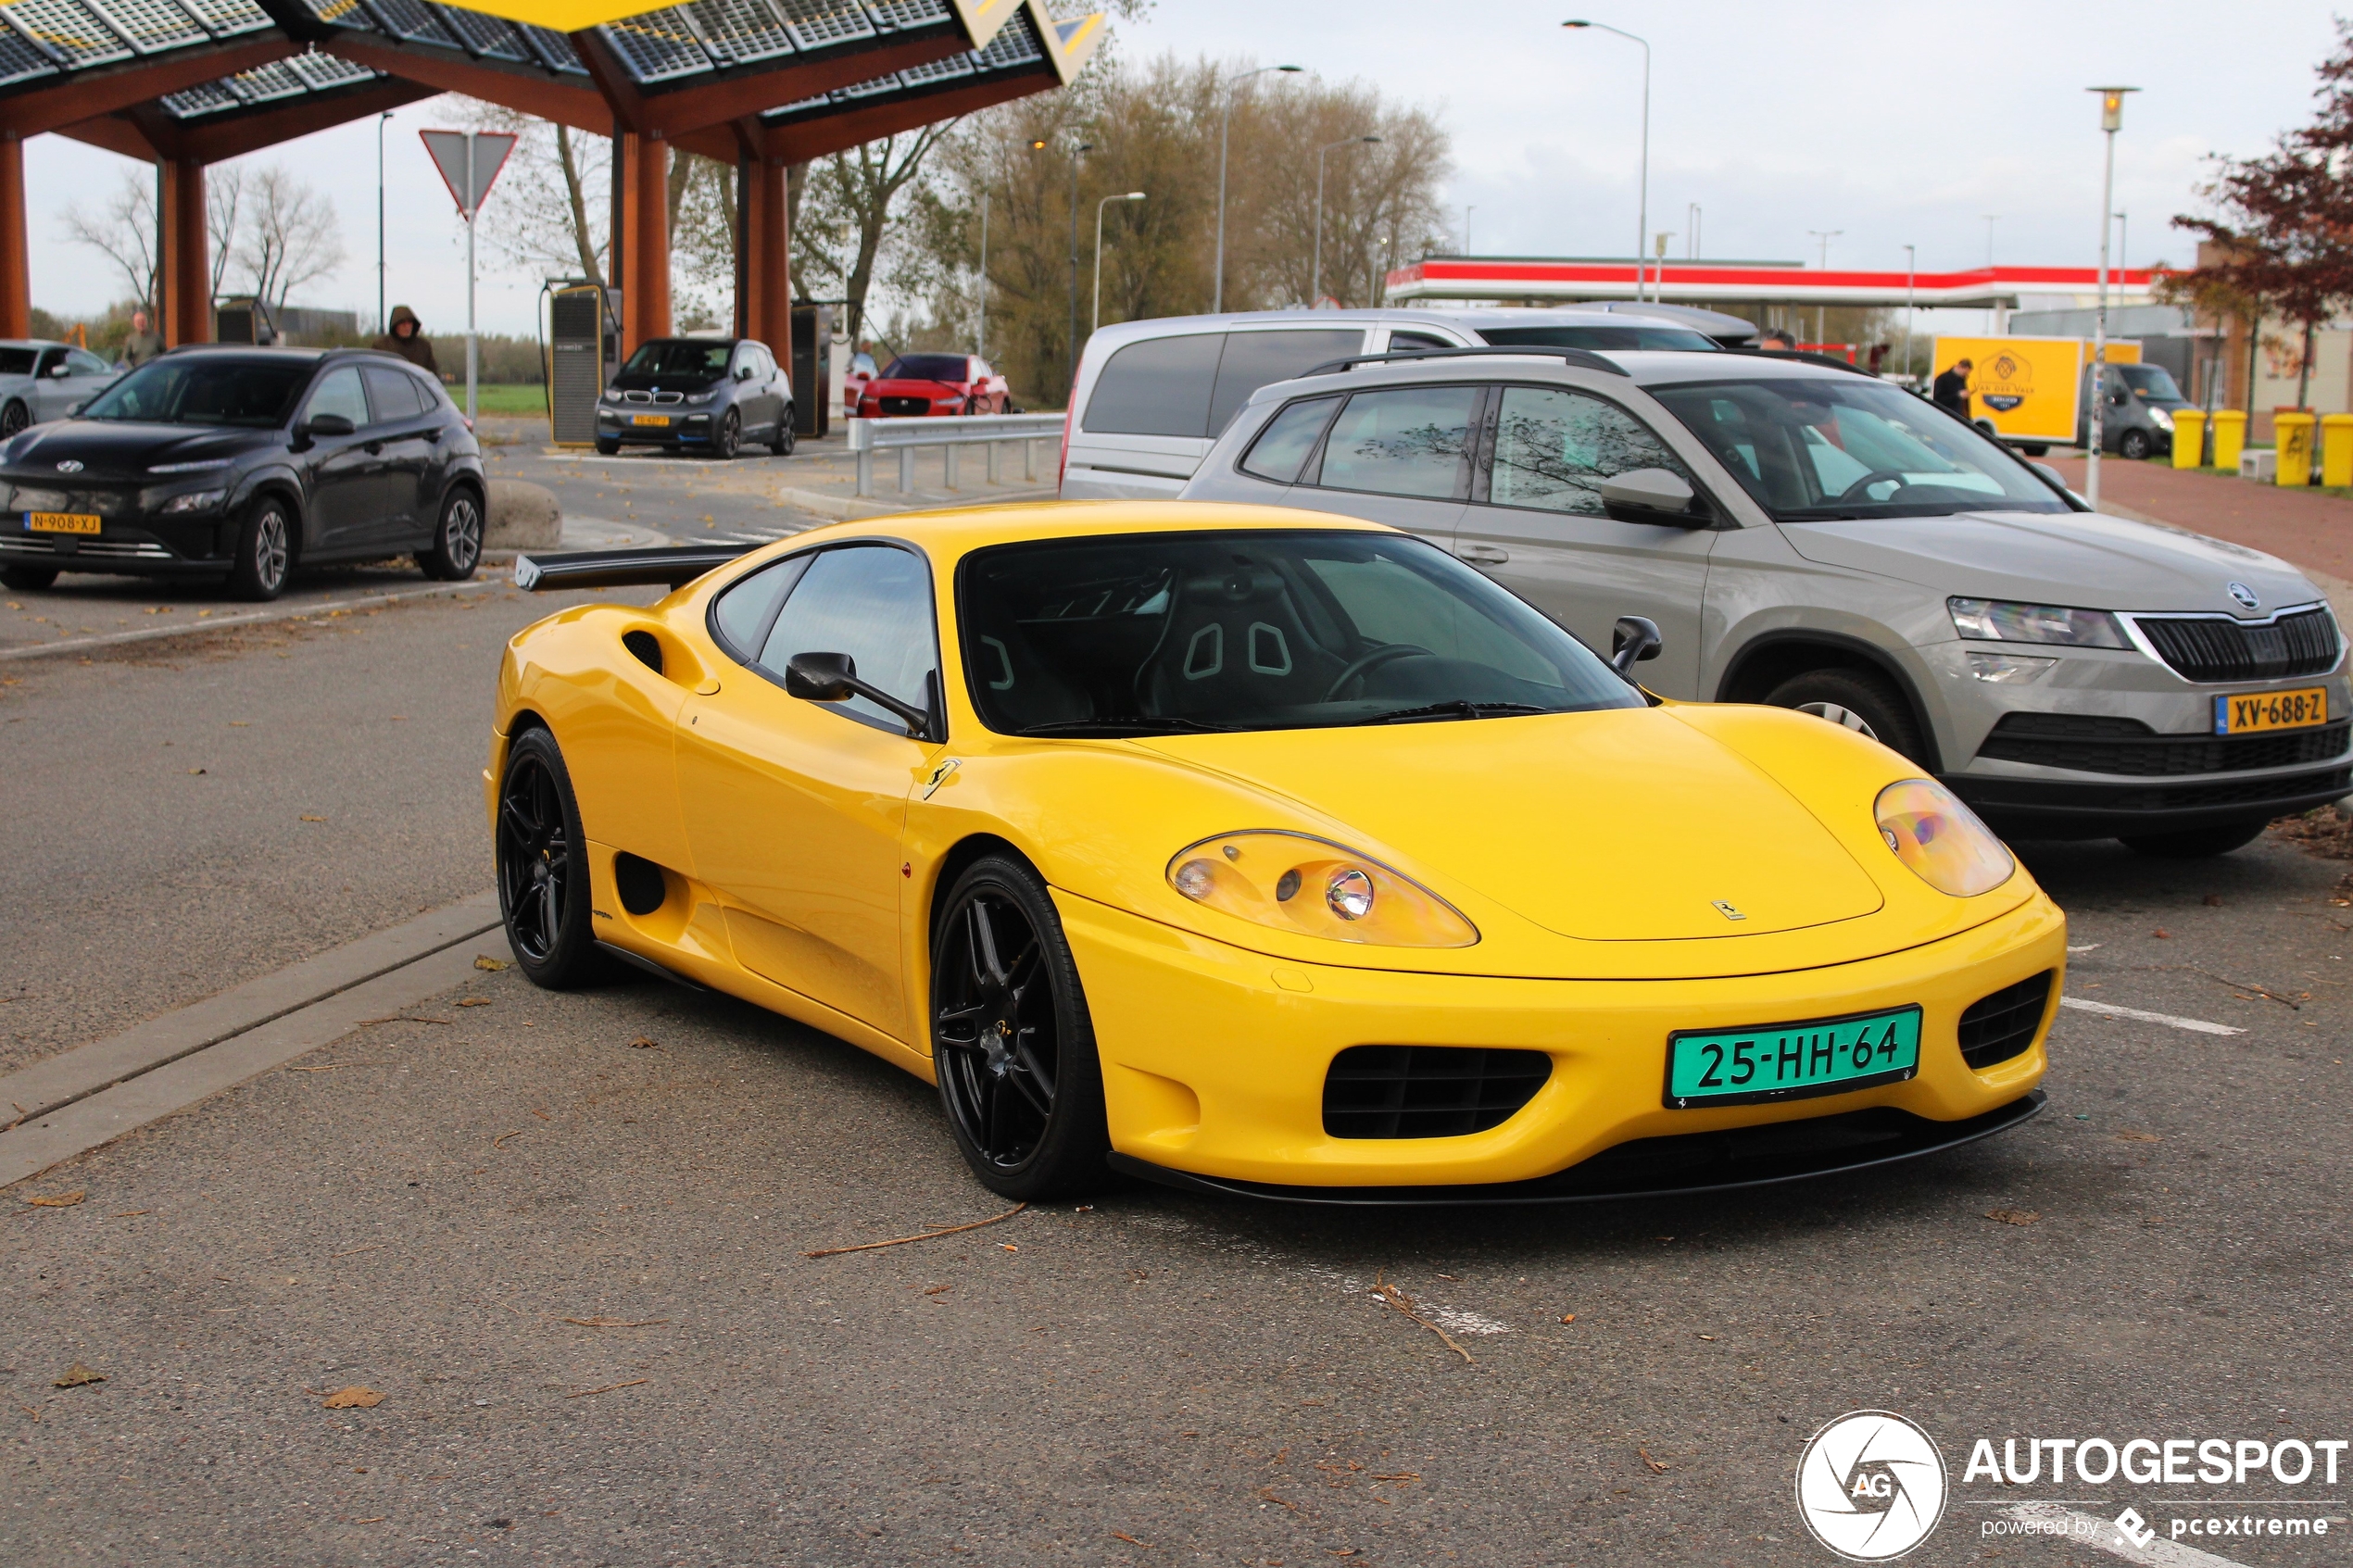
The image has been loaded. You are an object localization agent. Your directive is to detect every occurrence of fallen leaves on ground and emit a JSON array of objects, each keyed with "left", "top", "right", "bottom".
[
  {"left": 1110, "top": 1532, "right": 1150, "bottom": 1547},
  {"left": 300, "top": 815, "right": 326, "bottom": 822},
  {"left": 1371, "top": 1274, "right": 1474, "bottom": 1364},
  {"left": 53, "top": 1363, "right": 105, "bottom": 1388},
  {"left": 491, "top": 1130, "right": 524, "bottom": 1148},
  {"left": 2272, "top": 804, "right": 2353, "bottom": 859},
  {"left": 25, "top": 1190, "right": 84, "bottom": 1207},
  {"left": 1639, "top": 1447, "right": 1669, "bottom": 1473},
  {"left": 1559, "top": 1313, "right": 1577, "bottom": 1324},
  {"left": 1256, "top": 1487, "right": 1299, "bottom": 1511},
  {"left": 321, "top": 1386, "right": 384, "bottom": 1409},
  {"left": 1985, "top": 1208, "right": 2041, "bottom": 1226},
  {"left": 803, "top": 1201, "right": 1026, "bottom": 1259},
  {"left": 564, "top": 1378, "right": 648, "bottom": 1399},
  {"left": 627, "top": 1035, "right": 661, "bottom": 1049},
  {"left": 2116, "top": 1130, "right": 2161, "bottom": 1143},
  {"left": 457, "top": 997, "right": 492, "bottom": 1008},
  {"left": 474, "top": 956, "right": 510, "bottom": 972}
]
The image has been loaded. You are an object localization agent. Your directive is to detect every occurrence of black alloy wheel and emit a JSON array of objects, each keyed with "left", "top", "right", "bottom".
[
  {"left": 495, "top": 727, "right": 601, "bottom": 987},
  {"left": 0, "top": 400, "right": 25, "bottom": 438},
  {"left": 420, "top": 487, "right": 482, "bottom": 581},
  {"left": 0, "top": 564, "right": 57, "bottom": 591},
  {"left": 226, "top": 495, "right": 292, "bottom": 601},
  {"left": 711, "top": 408, "right": 741, "bottom": 459},
  {"left": 2119, "top": 428, "right": 2154, "bottom": 461},
  {"left": 770, "top": 408, "right": 795, "bottom": 456},
  {"left": 931, "top": 855, "right": 1108, "bottom": 1198}
]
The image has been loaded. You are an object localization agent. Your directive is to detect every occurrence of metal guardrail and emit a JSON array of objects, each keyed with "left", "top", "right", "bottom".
[{"left": 845, "top": 412, "right": 1067, "bottom": 497}]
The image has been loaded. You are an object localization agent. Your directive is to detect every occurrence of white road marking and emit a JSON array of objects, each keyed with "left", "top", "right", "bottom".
[
  {"left": 1998, "top": 1503, "right": 2249, "bottom": 1566},
  {"left": 2060, "top": 997, "right": 2245, "bottom": 1035},
  {"left": 2069, "top": 943, "right": 2104, "bottom": 953}
]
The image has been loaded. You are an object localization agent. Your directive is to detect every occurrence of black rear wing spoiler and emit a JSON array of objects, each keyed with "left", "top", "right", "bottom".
[{"left": 513, "top": 544, "right": 755, "bottom": 592}]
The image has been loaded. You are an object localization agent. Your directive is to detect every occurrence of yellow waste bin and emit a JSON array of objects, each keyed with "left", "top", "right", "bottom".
[
  {"left": 2278, "top": 411, "right": 2317, "bottom": 486},
  {"left": 2172, "top": 408, "right": 2207, "bottom": 469},
  {"left": 2325, "top": 414, "right": 2353, "bottom": 488},
  {"left": 2213, "top": 409, "right": 2247, "bottom": 471}
]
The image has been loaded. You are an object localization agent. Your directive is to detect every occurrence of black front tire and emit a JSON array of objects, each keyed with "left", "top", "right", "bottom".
[
  {"left": 2119, "top": 429, "right": 2154, "bottom": 461},
  {"left": 770, "top": 408, "right": 795, "bottom": 456},
  {"left": 496, "top": 727, "right": 603, "bottom": 988},
  {"left": 2120, "top": 818, "right": 2270, "bottom": 859},
  {"left": 0, "top": 400, "right": 26, "bottom": 438},
  {"left": 711, "top": 408, "right": 741, "bottom": 459},
  {"left": 1764, "top": 667, "right": 1928, "bottom": 762},
  {"left": 419, "top": 486, "right": 483, "bottom": 581},
  {"left": 0, "top": 564, "right": 57, "bottom": 591},
  {"left": 595, "top": 436, "right": 620, "bottom": 456},
  {"left": 931, "top": 854, "right": 1109, "bottom": 1200},
  {"left": 226, "top": 495, "right": 293, "bottom": 601}
]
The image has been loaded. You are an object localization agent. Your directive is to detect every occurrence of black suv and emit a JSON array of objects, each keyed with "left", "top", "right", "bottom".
[{"left": 0, "top": 346, "right": 487, "bottom": 600}]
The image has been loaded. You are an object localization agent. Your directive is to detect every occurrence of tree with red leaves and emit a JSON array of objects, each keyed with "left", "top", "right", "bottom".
[{"left": 2171, "top": 20, "right": 2353, "bottom": 410}]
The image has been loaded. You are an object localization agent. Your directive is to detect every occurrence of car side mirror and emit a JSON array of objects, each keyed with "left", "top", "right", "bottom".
[
  {"left": 784, "top": 650, "right": 933, "bottom": 736},
  {"left": 1597, "top": 467, "right": 1705, "bottom": 525},
  {"left": 301, "top": 412, "right": 357, "bottom": 438},
  {"left": 1611, "top": 616, "right": 1663, "bottom": 675},
  {"left": 736, "top": 365, "right": 754, "bottom": 381},
  {"left": 46, "top": 364, "right": 69, "bottom": 378}
]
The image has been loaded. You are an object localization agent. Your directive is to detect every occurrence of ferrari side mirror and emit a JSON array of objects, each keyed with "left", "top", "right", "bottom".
[
  {"left": 1610, "top": 616, "right": 1663, "bottom": 674},
  {"left": 785, "top": 650, "right": 859, "bottom": 701}
]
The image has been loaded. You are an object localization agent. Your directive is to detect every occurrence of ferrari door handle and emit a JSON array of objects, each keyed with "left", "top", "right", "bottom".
[{"left": 1458, "top": 544, "right": 1510, "bottom": 565}]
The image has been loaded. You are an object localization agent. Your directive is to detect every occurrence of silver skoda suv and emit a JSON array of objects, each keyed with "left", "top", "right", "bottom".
[{"left": 1178, "top": 345, "right": 2348, "bottom": 857}]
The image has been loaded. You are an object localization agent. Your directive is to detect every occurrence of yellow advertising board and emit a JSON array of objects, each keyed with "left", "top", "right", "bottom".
[{"left": 1931, "top": 337, "right": 2140, "bottom": 445}]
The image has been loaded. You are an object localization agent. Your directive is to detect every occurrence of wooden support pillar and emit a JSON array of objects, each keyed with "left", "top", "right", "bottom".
[
  {"left": 0, "top": 137, "right": 28, "bottom": 340},
  {"left": 615, "top": 132, "right": 671, "bottom": 353},
  {"left": 160, "top": 157, "right": 208, "bottom": 346},
  {"left": 742, "top": 155, "right": 789, "bottom": 351}
]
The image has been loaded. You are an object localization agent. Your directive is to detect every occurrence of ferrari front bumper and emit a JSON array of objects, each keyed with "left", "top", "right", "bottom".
[{"left": 1057, "top": 888, "right": 2065, "bottom": 1192}]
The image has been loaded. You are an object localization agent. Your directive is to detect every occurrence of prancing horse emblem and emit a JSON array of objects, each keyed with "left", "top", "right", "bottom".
[{"left": 1712, "top": 900, "right": 1747, "bottom": 922}]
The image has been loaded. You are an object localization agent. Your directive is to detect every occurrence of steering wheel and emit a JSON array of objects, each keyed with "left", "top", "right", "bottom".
[
  {"left": 1835, "top": 468, "right": 1917, "bottom": 502},
  {"left": 1321, "top": 643, "right": 1434, "bottom": 702}
]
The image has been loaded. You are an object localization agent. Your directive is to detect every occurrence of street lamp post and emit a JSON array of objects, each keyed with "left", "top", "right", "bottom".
[
  {"left": 1563, "top": 21, "right": 1650, "bottom": 303},
  {"left": 2085, "top": 86, "right": 2139, "bottom": 511},
  {"left": 1312, "top": 135, "right": 1378, "bottom": 307},
  {"left": 1213, "top": 63, "right": 1303, "bottom": 313},
  {"left": 1034, "top": 137, "right": 1092, "bottom": 390},
  {"left": 1807, "top": 229, "right": 1842, "bottom": 348},
  {"left": 1903, "top": 243, "right": 1916, "bottom": 384},
  {"left": 1094, "top": 191, "right": 1144, "bottom": 334},
  {"left": 976, "top": 188, "right": 988, "bottom": 357},
  {"left": 1463, "top": 205, "right": 1475, "bottom": 257},
  {"left": 1687, "top": 202, "right": 1701, "bottom": 259},
  {"left": 377, "top": 111, "right": 393, "bottom": 336},
  {"left": 1982, "top": 213, "right": 1998, "bottom": 267}
]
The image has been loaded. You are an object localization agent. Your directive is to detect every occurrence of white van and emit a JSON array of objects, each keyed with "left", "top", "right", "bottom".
[{"left": 1057, "top": 307, "right": 1750, "bottom": 499}]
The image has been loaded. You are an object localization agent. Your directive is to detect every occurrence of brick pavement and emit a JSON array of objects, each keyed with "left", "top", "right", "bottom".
[{"left": 2050, "top": 455, "right": 2353, "bottom": 588}]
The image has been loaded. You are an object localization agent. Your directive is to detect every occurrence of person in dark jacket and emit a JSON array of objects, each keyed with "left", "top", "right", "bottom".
[
  {"left": 122, "top": 307, "right": 165, "bottom": 368},
  {"left": 1932, "top": 358, "right": 1973, "bottom": 419},
  {"left": 375, "top": 305, "right": 440, "bottom": 375}
]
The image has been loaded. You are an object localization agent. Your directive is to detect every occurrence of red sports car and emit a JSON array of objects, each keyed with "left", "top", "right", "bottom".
[{"left": 854, "top": 353, "right": 1011, "bottom": 418}]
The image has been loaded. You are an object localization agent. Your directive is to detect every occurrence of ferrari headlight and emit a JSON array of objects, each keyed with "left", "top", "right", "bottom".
[
  {"left": 1948, "top": 597, "right": 2128, "bottom": 648},
  {"left": 1165, "top": 831, "right": 1478, "bottom": 947},
  {"left": 1873, "top": 779, "right": 2013, "bottom": 897}
]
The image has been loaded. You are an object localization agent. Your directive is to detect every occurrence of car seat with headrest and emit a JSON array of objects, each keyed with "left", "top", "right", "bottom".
[{"left": 1137, "top": 562, "right": 1342, "bottom": 719}]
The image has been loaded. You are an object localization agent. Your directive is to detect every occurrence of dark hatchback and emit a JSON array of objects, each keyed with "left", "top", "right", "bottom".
[
  {"left": 0, "top": 346, "right": 486, "bottom": 601},
  {"left": 593, "top": 336, "right": 792, "bottom": 458}
]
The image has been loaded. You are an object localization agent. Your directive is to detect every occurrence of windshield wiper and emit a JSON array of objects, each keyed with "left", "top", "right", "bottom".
[
  {"left": 1345, "top": 699, "right": 1556, "bottom": 726},
  {"left": 1013, "top": 715, "right": 1234, "bottom": 736}
]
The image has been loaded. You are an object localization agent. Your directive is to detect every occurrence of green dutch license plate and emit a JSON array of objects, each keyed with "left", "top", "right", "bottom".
[{"left": 1665, "top": 1005, "right": 1921, "bottom": 1109}]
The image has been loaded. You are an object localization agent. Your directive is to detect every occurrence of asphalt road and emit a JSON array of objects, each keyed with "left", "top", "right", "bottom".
[{"left": 3, "top": 548, "right": 2353, "bottom": 1565}]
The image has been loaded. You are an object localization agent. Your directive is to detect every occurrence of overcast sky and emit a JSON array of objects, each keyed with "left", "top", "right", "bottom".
[{"left": 19, "top": 0, "right": 2339, "bottom": 340}]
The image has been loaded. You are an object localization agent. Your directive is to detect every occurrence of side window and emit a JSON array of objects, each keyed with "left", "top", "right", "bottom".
[
  {"left": 34, "top": 347, "right": 66, "bottom": 376},
  {"left": 1239, "top": 395, "right": 1340, "bottom": 484},
  {"left": 304, "top": 366, "right": 370, "bottom": 427},
  {"left": 711, "top": 554, "right": 812, "bottom": 659},
  {"left": 1207, "top": 330, "right": 1364, "bottom": 435},
  {"left": 362, "top": 367, "right": 424, "bottom": 421},
  {"left": 68, "top": 349, "right": 111, "bottom": 376},
  {"left": 1313, "top": 384, "right": 1483, "bottom": 500},
  {"left": 1083, "top": 333, "right": 1223, "bottom": 436},
  {"left": 1488, "top": 384, "right": 1690, "bottom": 515},
  {"left": 758, "top": 546, "right": 938, "bottom": 731}
]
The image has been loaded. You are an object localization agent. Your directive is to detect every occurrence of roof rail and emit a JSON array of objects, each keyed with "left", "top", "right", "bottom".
[
  {"left": 1300, "top": 345, "right": 1630, "bottom": 379},
  {"left": 1728, "top": 346, "right": 1881, "bottom": 377}
]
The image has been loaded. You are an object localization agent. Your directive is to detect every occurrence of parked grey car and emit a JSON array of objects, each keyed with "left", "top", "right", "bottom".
[
  {"left": 1059, "top": 307, "right": 1743, "bottom": 500},
  {"left": 2075, "top": 360, "right": 2195, "bottom": 460},
  {"left": 1180, "top": 346, "right": 2348, "bottom": 856},
  {"left": 0, "top": 340, "right": 122, "bottom": 436},
  {"left": 594, "top": 335, "right": 792, "bottom": 458}
]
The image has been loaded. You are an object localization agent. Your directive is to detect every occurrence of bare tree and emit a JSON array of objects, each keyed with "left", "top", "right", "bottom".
[
  {"left": 207, "top": 164, "right": 245, "bottom": 299},
  {"left": 232, "top": 166, "right": 346, "bottom": 309},
  {"left": 458, "top": 99, "right": 609, "bottom": 286},
  {"left": 60, "top": 169, "right": 159, "bottom": 310},
  {"left": 799, "top": 126, "right": 961, "bottom": 347}
]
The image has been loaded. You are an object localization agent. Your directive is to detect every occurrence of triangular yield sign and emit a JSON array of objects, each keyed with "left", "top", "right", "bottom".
[{"left": 419, "top": 131, "right": 519, "bottom": 219}]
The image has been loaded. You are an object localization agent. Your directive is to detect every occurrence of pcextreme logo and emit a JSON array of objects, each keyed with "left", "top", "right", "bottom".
[{"left": 1795, "top": 1411, "right": 1948, "bottom": 1561}]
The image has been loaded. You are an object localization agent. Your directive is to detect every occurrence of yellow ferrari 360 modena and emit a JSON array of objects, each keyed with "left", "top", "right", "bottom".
[{"left": 490, "top": 502, "right": 2060, "bottom": 1202}]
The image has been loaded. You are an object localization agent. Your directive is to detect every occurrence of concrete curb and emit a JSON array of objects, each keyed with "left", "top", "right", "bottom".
[
  {"left": 0, "top": 577, "right": 508, "bottom": 663},
  {"left": 0, "top": 892, "right": 507, "bottom": 1188}
]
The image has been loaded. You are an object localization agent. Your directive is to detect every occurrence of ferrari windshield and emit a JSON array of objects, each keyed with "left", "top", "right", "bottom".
[
  {"left": 958, "top": 529, "right": 1642, "bottom": 736},
  {"left": 79, "top": 358, "right": 309, "bottom": 427},
  {"left": 1648, "top": 376, "right": 2068, "bottom": 521}
]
